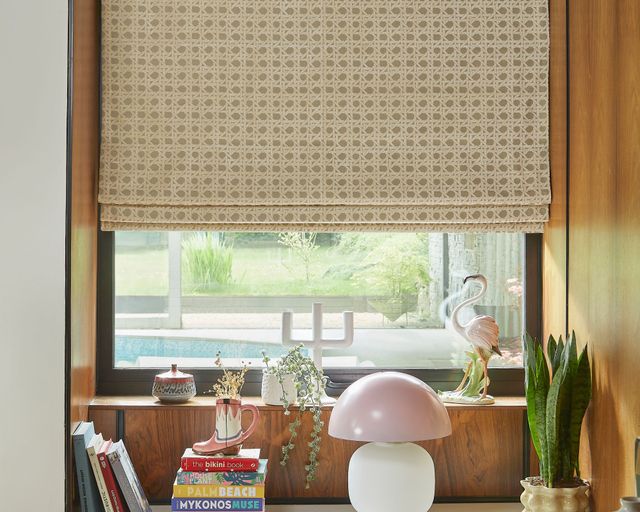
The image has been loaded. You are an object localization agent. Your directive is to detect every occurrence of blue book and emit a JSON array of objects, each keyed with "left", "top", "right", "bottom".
[
  {"left": 72, "top": 421, "right": 101, "bottom": 512},
  {"left": 171, "top": 498, "right": 264, "bottom": 511}
]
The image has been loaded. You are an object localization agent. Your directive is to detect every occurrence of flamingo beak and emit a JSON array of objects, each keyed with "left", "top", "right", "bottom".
[{"left": 463, "top": 274, "right": 482, "bottom": 284}]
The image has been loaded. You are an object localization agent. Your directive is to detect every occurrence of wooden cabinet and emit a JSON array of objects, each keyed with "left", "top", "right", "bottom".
[{"left": 90, "top": 396, "right": 528, "bottom": 504}]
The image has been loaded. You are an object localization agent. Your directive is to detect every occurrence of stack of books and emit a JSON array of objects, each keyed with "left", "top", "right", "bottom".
[
  {"left": 172, "top": 448, "right": 267, "bottom": 512},
  {"left": 73, "top": 421, "right": 152, "bottom": 512}
]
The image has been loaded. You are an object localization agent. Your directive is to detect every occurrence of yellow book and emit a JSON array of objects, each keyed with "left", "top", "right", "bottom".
[{"left": 172, "top": 484, "right": 265, "bottom": 499}]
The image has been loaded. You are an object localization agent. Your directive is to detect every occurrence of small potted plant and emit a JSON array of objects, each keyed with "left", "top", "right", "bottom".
[
  {"left": 261, "top": 352, "right": 297, "bottom": 406},
  {"left": 262, "top": 345, "right": 326, "bottom": 488},
  {"left": 522, "top": 332, "right": 592, "bottom": 512}
]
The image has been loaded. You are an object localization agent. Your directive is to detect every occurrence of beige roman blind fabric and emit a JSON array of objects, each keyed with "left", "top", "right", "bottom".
[{"left": 99, "top": 0, "right": 550, "bottom": 232}]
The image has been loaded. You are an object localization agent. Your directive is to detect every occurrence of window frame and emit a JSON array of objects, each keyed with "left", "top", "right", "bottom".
[{"left": 96, "top": 230, "right": 541, "bottom": 396}]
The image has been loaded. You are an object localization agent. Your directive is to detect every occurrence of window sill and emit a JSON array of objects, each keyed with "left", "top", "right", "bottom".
[{"left": 90, "top": 395, "right": 526, "bottom": 410}]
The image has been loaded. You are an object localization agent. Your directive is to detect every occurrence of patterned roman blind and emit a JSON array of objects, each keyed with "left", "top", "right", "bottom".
[{"left": 99, "top": 0, "right": 550, "bottom": 232}]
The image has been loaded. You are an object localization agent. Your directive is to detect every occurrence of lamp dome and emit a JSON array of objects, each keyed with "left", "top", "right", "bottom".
[{"left": 328, "top": 371, "right": 452, "bottom": 442}]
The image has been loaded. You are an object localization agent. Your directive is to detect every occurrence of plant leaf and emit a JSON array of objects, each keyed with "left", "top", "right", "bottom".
[
  {"left": 569, "top": 345, "right": 591, "bottom": 477},
  {"left": 534, "top": 343, "right": 550, "bottom": 481},
  {"left": 546, "top": 334, "right": 557, "bottom": 370},
  {"left": 545, "top": 346, "right": 569, "bottom": 487},
  {"left": 552, "top": 335, "right": 565, "bottom": 375}
]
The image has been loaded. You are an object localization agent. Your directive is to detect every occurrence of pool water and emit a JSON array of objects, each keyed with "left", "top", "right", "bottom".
[{"left": 115, "top": 335, "right": 307, "bottom": 367}]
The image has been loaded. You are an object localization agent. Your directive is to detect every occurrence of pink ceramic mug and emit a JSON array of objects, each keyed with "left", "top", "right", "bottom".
[
  {"left": 192, "top": 398, "right": 260, "bottom": 455},
  {"left": 215, "top": 398, "right": 260, "bottom": 446}
]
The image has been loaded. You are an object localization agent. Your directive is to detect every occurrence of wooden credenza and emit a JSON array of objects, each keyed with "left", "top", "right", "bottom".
[{"left": 89, "top": 396, "right": 531, "bottom": 504}]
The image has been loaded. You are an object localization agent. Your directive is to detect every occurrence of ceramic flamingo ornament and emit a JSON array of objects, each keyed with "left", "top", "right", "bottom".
[{"left": 440, "top": 274, "right": 502, "bottom": 405}]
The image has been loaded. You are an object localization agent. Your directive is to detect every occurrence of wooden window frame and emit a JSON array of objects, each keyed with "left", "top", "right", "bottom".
[{"left": 96, "top": 230, "right": 541, "bottom": 396}]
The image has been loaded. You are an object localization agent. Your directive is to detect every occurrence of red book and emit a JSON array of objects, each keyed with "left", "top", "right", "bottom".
[
  {"left": 180, "top": 448, "right": 260, "bottom": 472},
  {"left": 98, "top": 440, "right": 128, "bottom": 512}
]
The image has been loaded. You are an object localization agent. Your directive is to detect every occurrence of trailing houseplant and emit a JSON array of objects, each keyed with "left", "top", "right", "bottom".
[
  {"left": 262, "top": 345, "right": 326, "bottom": 488},
  {"left": 522, "top": 332, "right": 592, "bottom": 512}
]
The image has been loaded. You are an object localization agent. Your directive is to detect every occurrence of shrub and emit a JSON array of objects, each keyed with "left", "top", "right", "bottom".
[{"left": 182, "top": 233, "right": 233, "bottom": 290}]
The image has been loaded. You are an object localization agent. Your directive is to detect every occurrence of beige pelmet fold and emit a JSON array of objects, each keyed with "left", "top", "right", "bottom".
[{"left": 99, "top": 0, "right": 550, "bottom": 232}]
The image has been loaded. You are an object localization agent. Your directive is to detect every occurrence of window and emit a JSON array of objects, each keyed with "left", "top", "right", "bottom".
[{"left": 98, "top": 231, "right": 539, "bottom": 395}]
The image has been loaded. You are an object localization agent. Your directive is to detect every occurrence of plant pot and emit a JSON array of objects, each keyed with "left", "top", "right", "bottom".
[
  {"left": 618, "top": 497, "right": 640, "bottom": 512},
  {"left": 368, "top": 295, "right": 418, "bottom": 323},
  {"left": 520, "top": 478, "right": 590, "bottom": 512},
  {"left": 261, "top": 372, "right": 297, "bottom": 406}
]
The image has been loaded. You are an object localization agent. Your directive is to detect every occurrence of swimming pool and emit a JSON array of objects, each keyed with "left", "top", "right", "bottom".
[{"left": 115, "top": 335, "right": 308, "bottom": 367}]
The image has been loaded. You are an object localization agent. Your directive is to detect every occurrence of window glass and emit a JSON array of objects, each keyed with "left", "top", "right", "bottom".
[{"left": 114, "top": 232, "right": 524, "bottom": 369}]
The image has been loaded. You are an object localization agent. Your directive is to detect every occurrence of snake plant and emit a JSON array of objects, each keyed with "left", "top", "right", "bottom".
[{"left": 524, "top": 332, "right": 591, "bottom": 487}]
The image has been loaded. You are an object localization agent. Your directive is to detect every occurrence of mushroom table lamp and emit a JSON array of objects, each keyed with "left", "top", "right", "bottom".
[{"left": 328, "top": 372, "right": 452, "bottom": 512}]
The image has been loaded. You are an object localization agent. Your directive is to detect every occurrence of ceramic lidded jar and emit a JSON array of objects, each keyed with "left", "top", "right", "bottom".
[{"left": 152, "top": 364, "right": 196, "bottom": 403}]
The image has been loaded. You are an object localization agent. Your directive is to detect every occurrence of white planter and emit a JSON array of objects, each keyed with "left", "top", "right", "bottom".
[
  {"left": 521, "top": 478, "right": 590, "bottom": 512},
  {"left": 261, "top": 372, "right": 297, "bottom": 406}
]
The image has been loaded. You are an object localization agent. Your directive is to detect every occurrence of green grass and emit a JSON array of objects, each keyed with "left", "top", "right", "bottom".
[
  {"left": 115, "top": 247, "right": 169, "bottom": 296},
  {"left": 116, "top": 245, "right": 380, "bottom": 297}
]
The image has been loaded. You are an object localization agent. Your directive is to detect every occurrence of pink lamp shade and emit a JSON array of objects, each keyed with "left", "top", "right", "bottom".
[{"left": 328, "top": 371, "right": 452, "bottom": 442}]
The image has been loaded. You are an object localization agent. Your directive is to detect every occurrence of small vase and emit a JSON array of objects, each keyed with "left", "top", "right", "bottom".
[
  {"left": 192, "top": 398, "right": 260, "bottom": 455},
  {"left": 261, "top": 372, "right": 297, "bottom": 406},
  {"left": 618, "top": 497, "right": 640, "bottom": 511},
  {"left": 152, "top": 364, "right": 196, "bottom": 403},
  {"left": 520, "top": 477, "right": 590, "bottom": 512}
]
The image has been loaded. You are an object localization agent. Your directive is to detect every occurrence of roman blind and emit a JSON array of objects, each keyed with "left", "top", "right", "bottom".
[{"left": 99, "top": 0, "right": 550, "bottom": 232}]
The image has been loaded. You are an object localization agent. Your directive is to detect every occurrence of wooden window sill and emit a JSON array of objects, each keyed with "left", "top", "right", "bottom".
[{"left": 90, "top": 395, "right": 526, "bottom": 410}]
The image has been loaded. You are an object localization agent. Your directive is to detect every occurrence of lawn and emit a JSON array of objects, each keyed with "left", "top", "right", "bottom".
[
  {"left": 115, "top": 233, "right": 430, "bottom": 298},
  {"left": 117, "top": 245, "right": 379, "bottom": 297}
]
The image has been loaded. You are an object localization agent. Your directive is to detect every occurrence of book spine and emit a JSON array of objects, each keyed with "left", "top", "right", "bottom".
[
  {"left": 98, "top": 451, "right": 126, "bottom": 512},
  {"left": 119, "top": 447, "right": 153, "bottom": 512},
  {"left": 172, "top": 484, "right": 265, "bottom": 498},
  {"left": 72, "top": 434, "right": 90, "bottom": 512},
  {"left": 181, "top": 458, "right": 259, "bottom": 472},
  {"left": 171, "top": 498, "right": 263, "bottom": 511},
  {"left": 175, "top": 472, "right": 266, "bottom": 486},
  {"left": 88, "top": 446, "right": 115, "bottom": 512},
  {"left": 109, "top": 451, "right": 143, "bottom": 512}
]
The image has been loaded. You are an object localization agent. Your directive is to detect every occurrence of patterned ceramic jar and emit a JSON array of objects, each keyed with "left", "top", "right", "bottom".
[
  {"left": 152, "top": 364, "right": 196, "bottom": 403},
  {"left": 521, "top": 478, "right": 590, "bottom": 512}
]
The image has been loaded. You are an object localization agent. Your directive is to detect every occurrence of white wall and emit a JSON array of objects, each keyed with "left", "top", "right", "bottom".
[{"left": 0, "top": 0, "right": 68, "bottom": 508}]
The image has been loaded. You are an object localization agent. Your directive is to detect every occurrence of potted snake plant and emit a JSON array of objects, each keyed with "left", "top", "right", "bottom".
[{"left": 522, "top": 332, "right": 592, "bottom": 512}]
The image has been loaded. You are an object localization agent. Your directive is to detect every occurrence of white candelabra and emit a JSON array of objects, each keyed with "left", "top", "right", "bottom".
[{"left": 281, "top": 302, "right": 354, "bottom": 404}]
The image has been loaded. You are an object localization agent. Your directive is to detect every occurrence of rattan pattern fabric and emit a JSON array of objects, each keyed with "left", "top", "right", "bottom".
[{"left": 100, "top": 0, "right": 550, "bottom": 232}]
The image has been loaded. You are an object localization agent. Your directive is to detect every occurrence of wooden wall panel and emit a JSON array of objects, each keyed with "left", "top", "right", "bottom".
[
  {"left": 542, "top": 0, "right": 640, "bottom": 510},
  {"left": 89, "top": 409, "right": 118, "bottom": 444},
  {"left": 543, "top": 0, "right": 568, "bottom": 340},
  {"left": 68, "top": 0, "right": 99, "bottom": 437},
  {"left": 109, "top": 402, "right": 526, "bottom": 503},
  {"left": 67, "top": 0, "right": 100, "bottom": 508}
]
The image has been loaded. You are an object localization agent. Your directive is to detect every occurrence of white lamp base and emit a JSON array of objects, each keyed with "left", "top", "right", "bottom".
[{"left": 348, "top": 442, "right": 435, "bottom": 512}]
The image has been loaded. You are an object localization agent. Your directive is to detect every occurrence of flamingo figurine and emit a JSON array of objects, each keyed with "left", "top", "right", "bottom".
[{"left": 449, "top": 274, "right": 502, "bottom": 401}]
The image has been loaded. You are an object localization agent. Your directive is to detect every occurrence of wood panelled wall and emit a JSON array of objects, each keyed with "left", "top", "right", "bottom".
[
  {"left": 543, "top": 0, "right": 640, "bottom": 510},
  {"left": 67, "top": 0, "right": 100, "bottom": 508},
  {"left": 89, "top": 398, "right": 528, "bottom": 504},
  {"left": 542, "top": 0, "right": 568, "bottom": 340}
]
